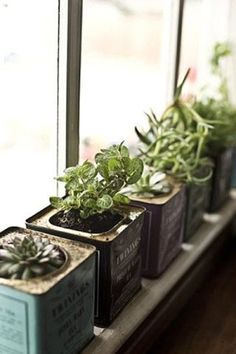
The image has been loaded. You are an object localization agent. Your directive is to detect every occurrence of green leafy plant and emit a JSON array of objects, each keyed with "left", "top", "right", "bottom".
[
  {"left": 50, "top": 142, "right": 144, "bottom": 219},
  {"left": 193, "top": 42, "right": 236, "bottom": 152},
  {"left": 0, "top": 235, "right": 65, "bottom": 280},
  {"left": 135, "top": 70, "right": 213, "bottom": 184}
]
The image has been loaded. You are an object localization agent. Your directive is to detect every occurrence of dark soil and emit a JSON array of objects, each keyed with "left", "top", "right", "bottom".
[{"left": 49, "top": 209, "right": 127, "bottom": 234}]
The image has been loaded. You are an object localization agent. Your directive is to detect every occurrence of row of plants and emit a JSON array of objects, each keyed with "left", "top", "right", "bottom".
[{"left": 1, "top": 42, "right": 236, "bottom": 354}]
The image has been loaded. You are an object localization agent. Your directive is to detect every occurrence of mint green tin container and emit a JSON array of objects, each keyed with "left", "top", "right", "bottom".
[{"left": 0, "top": 227, "right": 96, "bottom": 354}]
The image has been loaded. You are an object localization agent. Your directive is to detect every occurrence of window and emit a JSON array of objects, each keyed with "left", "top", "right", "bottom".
[
  {"left": 80, "top": 0, "right": 177, "bottom": 160},
  {"left": 179, "top": 0, "right": 235, "bottom": 96},
  {"left": 0, "top": 0, "right": 66, "bottom": 229}
]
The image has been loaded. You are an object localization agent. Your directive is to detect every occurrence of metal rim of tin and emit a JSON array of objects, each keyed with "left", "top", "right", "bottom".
[
  {"left": 47, "top": 205, "right": 143, "bottom": 238},
  {"left": 48, "top": 211, "right": 127, "bottom": 237}
]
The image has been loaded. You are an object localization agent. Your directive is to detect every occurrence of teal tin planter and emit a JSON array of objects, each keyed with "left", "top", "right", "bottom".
[
  {"left": 131, "top": 183, "right": 186, "bottom": 278},
  {"left": 26, "top": 205, "right": 145, "bottom": 327},
  {"left": 0, "top": 227, "right": 96, "bottom": 354}
]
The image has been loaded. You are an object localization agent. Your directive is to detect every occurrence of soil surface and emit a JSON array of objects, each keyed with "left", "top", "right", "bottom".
[{"left": 49, "top": 209, "right": 125, "bottom": 233}]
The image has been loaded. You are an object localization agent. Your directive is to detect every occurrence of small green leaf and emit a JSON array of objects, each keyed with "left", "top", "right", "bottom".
[
  {"left": 66, "top": 179, "right": 81, "bottom": 191},
  {"left": 56, "top": 175, "right": 68, "bottom": 182},
  {"left": 96, "top": 195, "right": 113, "bottom": 209},
  {"left": 0, "top": 262, "right": 12, "bottom": 275},
  {"left": 122, "top": 156, "right": 131, "bottom": 169},
  {"left": 87, "top": 183, "right": 96, "bottom": 193},
  {"left": 49, "top": 196, "right": 64, "bottom": 210},
  {"left": 135, "top": 127, "right": 152, "bottom": 145},
  {"left": 41, "top": 244, "right": 55, "bottom": 257},
  {"left": 97, "top": 163, "right": 109, "bottom": 179},
  {"left": 174, "top": 68, "right": 191, "bottom": 101},
  {"left": 127, "top": 158, "right": 144, "bottom": 184},
  {"left": 113, "top": 193, "right": 130, "bottom": 205},
  {"left": 119, "top": 144, "right": 129, "bottom": 157},
  {"left": 64, "top": 166, "right": 77, "bottom": 174},
  {"left": 108, "top": 158, "right": 121, "bottom": 172},
  {"left": 0, "top": 249, "right": 15, "bottom": 261},
  {"left": 22, "top": 267, "right": 32, "bottom": 280},
  {"left": 31, "top": 265, "right": 44, "bottom": 275},
  {"left": 94, "top": 152, "right": 103, "bottom": 164},
  {"left": 80, "top": 161, "right": 97, "bottom": 180},
  {"left": 83, "top": 198, "right": 97, "bottom": 209}
]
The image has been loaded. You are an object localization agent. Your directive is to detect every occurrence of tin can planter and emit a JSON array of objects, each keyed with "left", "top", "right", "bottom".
[
  {"left": 26, "top": 205, "right": 145, "bottom": 327},
  {"left": 0, "top": 227, "right": 96, "bottom": 354},
  {"left": 184, "top": 178, "right": 212, "bottom": 241},
  {"left": 208, "top": 148, "right": 234, "bottom": 212},
  {"left": 231, "top": 147, "right": 236, "bottom": 188},
  {"left": 131, "top": 183, "right": 186, "bottom": 278}
]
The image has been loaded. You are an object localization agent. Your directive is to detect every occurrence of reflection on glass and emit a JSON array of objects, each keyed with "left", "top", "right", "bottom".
[
  {"left": 80, "top": 0, "right": 166, "bottom": 160},
  {"left": 0, "top": 0, "right": 59, "bottom": 229}
]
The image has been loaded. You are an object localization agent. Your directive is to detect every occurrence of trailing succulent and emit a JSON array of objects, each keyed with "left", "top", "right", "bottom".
[
  {"left": 135, "top": 70, "right": 213, "bottom": 184},
  {"left": 0, "top": 235, "right": 65, "bottom": 280},
  {"left": 50, "top": 142, "right": 144, "bottom": 219},
  {"left": 193, "top": 42, "right": 236, "bottom": 152}
]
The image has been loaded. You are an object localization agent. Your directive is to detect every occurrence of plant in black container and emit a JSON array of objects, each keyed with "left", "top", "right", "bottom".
[
  {"left": 135, "top": 69, "right": 213, "bottom": 184},
  {"left": 193, "top": 42, "right": 236, "bottom": 211},
  {"left": 0, "top": 227, "right": 96, "bottom": 354},
  {"left": 127, "top": 163, "right": 185, "bottom": 277},
  {"left": 26, "top": 142, "right": 145, "bottom": 327},
  {"left": 134, "top": 71, "right": 213, "bottom": 250}
]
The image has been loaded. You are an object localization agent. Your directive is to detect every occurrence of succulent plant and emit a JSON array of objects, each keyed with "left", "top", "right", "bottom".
[
  {"left": 130, "top": 169, "right": 172, "bottom": 197},
  {"left": 0, "top": 235, "right": 65, "bottom": 280},
  {"left": 135, "top": 70, "right": 214, "bottom": 184}
]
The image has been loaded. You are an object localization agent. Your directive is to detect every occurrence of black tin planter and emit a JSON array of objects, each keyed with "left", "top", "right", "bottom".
[
  {"left": 26, "top": 205, "right": 145, "bottom": 327},
  {"left": 231, "top": 147, "right": 236, "bottom": 188},
  {"left": 131, "top": 183, "right": 186, "bottom": 278},
  {"left": 184, "top": 179, "right": 211, "bottom": 241},
  {"left": 208, "top": 148, "right": 234, "bottom": 212}
]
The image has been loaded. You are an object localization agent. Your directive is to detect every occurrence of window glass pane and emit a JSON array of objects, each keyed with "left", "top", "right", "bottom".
[
  {"left": 179, "top": 0, "right": 232, "bottom": 95},
  {"left": 80, "top": 0, "right": 167, "bottom": 160},
  {"left": 0, "top": 0, "right": 60, "bottom": 229},
  {"left": 178, "top": 0, "right": 204, "bottom": 94}
]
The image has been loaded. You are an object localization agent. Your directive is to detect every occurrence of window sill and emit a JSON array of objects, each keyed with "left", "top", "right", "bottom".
[{"left": 81, "top": 193, "right": 236, "bottom": 354}]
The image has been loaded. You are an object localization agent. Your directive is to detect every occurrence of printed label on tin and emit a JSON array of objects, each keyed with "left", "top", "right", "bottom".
[
  {"left": 45, "top": 258, "right": 95, "bottom": 354},
  {"left": 159, "top": 189, "right": 185, "bottom": 270},
  {"left": 0, "top": 294, "right": 28, "bottom": 354},
  {"left": 110, "top": 217, "right": 143, "bottom": 317}
]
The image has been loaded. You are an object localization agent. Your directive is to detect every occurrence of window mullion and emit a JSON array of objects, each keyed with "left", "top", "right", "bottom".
[{"left": 66, "top": 0, "right": 83, "bottom": 167}]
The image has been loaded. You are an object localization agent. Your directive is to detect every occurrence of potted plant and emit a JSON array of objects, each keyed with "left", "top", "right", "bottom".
[
  {"left": 127, "top": 165, "right": 186, "bottom": 278},
  {"left": 26, "top": 142, "right": 145, "bottom": 327},
  {"left": 134, "top": 71, "right": 213, "bottom": 246},
  {"left": 193, "top": 42, "right": 236, "bottom": 211},
  {"left": 0, "top": 227, "right": 96, "bottom": 354}
]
